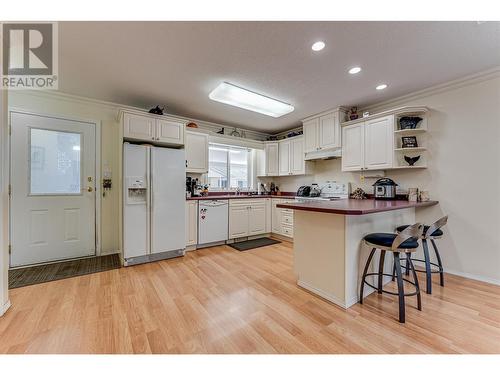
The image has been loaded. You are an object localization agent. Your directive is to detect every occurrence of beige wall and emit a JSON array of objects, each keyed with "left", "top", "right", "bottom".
[
  {"left": 265, "top": 72, "right": 500, "bottom": 284},
  {"left": 0, "top": 88, "right": 9, "bottom": 315}
]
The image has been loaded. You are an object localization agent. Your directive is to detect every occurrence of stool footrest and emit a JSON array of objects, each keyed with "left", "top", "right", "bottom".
[
  {"left": 363, "top": 273, "right": 419, "bottom": 297},
  {"left": 400, "top": 258, "right": 443, "bottom": 273}
]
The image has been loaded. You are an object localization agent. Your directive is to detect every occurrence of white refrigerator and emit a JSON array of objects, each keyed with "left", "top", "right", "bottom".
[{"left": 123, "top": 143, "right": 186, "bottom": 265}]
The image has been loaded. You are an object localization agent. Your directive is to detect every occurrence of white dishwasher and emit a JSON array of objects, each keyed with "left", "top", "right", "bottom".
[{"left": 198, "top": 199, "right": 229, "bottom": 246}]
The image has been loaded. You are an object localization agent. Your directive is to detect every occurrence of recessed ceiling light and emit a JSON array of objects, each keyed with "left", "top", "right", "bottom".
[
  {"left": 209, "top": 82, "right": 294, "bottom": 118},
  {"left": 376, "top": 84, "right": 388, "bottom": 90},
  {"left": 311, "top": 41, "right": 325, "bottom": 51},
  {"left": 348, "top": 67, "right": 362, "bottom": 75}
]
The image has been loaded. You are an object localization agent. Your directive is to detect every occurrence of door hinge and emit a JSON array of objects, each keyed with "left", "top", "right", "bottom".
[
  {"left": 8, "top": 184, "right": 11, "bottom": 196},
  {"left": 8, "top": 125, "right": 12, "bottom": 135},
  {"left": 8, "top": 244, "right": 11, "bottom": 254}
]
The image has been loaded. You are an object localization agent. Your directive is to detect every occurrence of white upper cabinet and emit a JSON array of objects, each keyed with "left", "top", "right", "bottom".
[
  {"left": 264, "top": 142, "right": 279, "bottom": 176},
  {"left": 341, "top": 115, "right": 394, "bottom": 171},
  {"left": 341, "top": 123, "right": 365, "bottom": 171},
  {"left": 302, "top": 108, "right": 346, "bottom": 159},
  {"left": 122, "top": 111, "right": 185, "bottom": 146},
  {"left": 185, "top": 131, "right": 209, "bottom": 173},
  {"left": 123, "top": 113, "right": 156, "bottom": 142},
  {"left": 319, "top": 112, "right": 340, "bottom": 149},
  {"left": 303, "top": 118, "right": 319, "bottom": 153},
  {"left": 278, "top": 136, "right": 305, "bottom": 176},
  {"left": 156, "top": 118, "right": 184, "bottom": 145},
  {"left": 278, "top": 140, "right": 291, "bottom": 175},
  {"left": 290, "top": 136, "right": 305, "bottom": 175},
  {"left": 364, "top": 115, "right": 394, "bottom": 170}
]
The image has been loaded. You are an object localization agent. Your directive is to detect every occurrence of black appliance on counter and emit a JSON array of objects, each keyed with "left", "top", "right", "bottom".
[
  {"left": 296, "top": 185, "right": 311, "bottom": 197},
  {"left": 186, "top": 177, "right": 201, "bottom": 197},
  {"left": 373, "top": 178, "right": 398, "bottom": 200}
]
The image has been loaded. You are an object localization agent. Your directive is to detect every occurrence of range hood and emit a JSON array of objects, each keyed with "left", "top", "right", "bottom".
[{"left": 304, "top": 147, "right": 342, "bottom": 161}]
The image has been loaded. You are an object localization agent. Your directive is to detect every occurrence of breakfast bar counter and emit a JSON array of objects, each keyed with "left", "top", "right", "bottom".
[
  {"left": 277, "top": 198, "right": 438, "bottom": 215},
  {"left": 277, "top": 198, "right": 438, "bottom": 309}
]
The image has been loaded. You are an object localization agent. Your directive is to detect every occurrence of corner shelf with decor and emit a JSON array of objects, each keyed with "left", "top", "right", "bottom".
[{"left": 393, "top": 107, "right": 428, "bottom": 169}]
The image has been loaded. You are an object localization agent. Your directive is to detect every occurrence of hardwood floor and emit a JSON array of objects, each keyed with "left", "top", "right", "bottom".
[{"left": 1, "top": 241, "right": 500, "bottom": 354}]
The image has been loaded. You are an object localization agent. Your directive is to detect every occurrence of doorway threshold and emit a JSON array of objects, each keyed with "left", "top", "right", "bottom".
[{"left": 8, "top": 254, "right": 121, "bottom": 289}]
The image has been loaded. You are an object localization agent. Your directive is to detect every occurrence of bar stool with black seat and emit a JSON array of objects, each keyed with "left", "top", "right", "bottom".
[
  {"left": 394, "top": 216, "right": 448, "bottom": 294},
  {"left": 360, "top": 223, "right": 424, "bottom": 323}
]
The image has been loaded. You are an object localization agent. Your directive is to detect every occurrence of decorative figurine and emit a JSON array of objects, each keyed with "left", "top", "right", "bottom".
[
  {"left": 349, "top": 106, "right": 359, "bottom": 121},
  {"left": 350, "top": 187, "right": 367, "bottom": 200},
  {"left": 216, "top": 127, "right": 224, "bottom": 134},
  {"left": 148, "top": 105, "right": 165, "bottom": 115},
  {"left": 404, "top": 155, "right": 421, "bottom": 166}
]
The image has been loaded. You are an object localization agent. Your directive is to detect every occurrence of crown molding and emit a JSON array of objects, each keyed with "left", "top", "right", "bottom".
[
  {"left": 361, "top": 66, "right": 500, "bottom": 112},
  {"left": 10, "top": 90, "right": 271, "bottom": 140}
]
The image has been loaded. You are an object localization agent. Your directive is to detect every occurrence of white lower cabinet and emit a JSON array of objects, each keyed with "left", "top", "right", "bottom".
[
  {"left": 229, "top": 199, "right": 268, "bottom": 239},
  {"left": 189, "top": 198, "right": 290, "bottom": 244},
  {"left": 271, "top": 198, "right": 295, "bottom": 238},
  {"left": 272, "top": 199, "right": 283, "bottom": 234},
  {"left": 248, "top": 202, "right": 267, "bottom": 235},
  {"left": 265, "top": 198, "right": 272, "bottom": 233},
  {"left": 229, "top": 204, "right": 250, "bottom": 238},
  {"left": 185, "top": 200, "right": 198, "bottom": 247}
]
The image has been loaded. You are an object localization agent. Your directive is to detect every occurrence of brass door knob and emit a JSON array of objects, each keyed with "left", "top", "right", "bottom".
[{"left": 87, "top": 186, "right": 94, "bottom": 192}]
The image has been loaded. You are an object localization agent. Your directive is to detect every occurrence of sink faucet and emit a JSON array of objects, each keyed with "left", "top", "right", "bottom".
[{"left": 236, "top": 187, "right": 241, "bottom": 195}]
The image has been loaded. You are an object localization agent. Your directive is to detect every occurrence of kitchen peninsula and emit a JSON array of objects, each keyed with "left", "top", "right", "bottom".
[{"left": 277, "top": 199, "right": 438, "bottom": 308}]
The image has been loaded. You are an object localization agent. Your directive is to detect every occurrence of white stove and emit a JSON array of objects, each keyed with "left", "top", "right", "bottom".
[{"left": 295, "top": 181, "right": 350, "bottom": 202}]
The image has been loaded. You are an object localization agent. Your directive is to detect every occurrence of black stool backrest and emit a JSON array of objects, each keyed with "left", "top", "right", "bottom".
[
  {"left": 425, "top": 215, "right": 448, "bottom": 238},
  {"left": 392, "top": 223, "right": 423, "bottom": 251}
]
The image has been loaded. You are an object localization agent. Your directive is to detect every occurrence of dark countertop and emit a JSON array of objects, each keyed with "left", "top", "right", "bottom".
[
  {"left": 277, "top": 198, "right": 438, "bottom": 215},
  {"left": 187, "top": 193, "right": 296, "bottom": 201}
]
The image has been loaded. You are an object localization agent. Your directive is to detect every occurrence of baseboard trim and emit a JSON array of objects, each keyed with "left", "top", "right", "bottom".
[
  {"left": 445, "top": 269, "right": 500, "bottom": 286},
  {"left": 0, "top": 300, "right": 11, "bottom": 317},
  {"left": 297, "top": 279, "right": 347, "bottom": 309}
]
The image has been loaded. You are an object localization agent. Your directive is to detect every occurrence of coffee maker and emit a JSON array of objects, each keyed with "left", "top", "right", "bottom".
[{"left": 186, "top": 177, "right": 201, "bottom": 197}]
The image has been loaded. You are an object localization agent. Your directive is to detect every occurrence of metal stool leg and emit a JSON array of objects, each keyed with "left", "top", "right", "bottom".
[
  {"left": 407, "top": 253, "right": 422, "bottom": 311},
  {"left": 405, "top": 253, "right": 411, "bottom": 276},
  {"left": 422, "top": 239, "right": 433, "bottom": 294},
  {"left": 431, "top": 239, "right": 444, "bottom": 287},
  {"left": 393, "top": 252, "right": 406, "bottom": 323},
  {"left": 378, "top": 250, "right": 386, "bottom": 294},
  {"left": 360, "top": 248, "right": 376, "bottom": 304}
]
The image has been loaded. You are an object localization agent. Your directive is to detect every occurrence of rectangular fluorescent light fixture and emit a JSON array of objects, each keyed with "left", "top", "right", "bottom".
[{"left": 209, "top": 82, "right": 294, "bottom": 118}]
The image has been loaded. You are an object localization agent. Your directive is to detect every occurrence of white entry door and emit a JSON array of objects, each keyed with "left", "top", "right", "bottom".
[{"left": 10, "top": 111, "right": 97, "bottom": 267}]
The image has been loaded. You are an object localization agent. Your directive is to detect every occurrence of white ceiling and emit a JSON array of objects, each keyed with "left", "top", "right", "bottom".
[{"left": 58, "top": 21, "right": 500, "bottom": 133}]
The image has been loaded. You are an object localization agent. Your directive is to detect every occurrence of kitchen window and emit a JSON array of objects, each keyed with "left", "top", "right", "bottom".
[{"left": 208, "top": 144, "right": 252, "bottom": 190}]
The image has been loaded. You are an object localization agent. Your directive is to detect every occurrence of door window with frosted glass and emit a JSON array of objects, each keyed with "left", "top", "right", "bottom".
[{"left": 29, "top": 128, "right": 82, "bottom": 195}]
